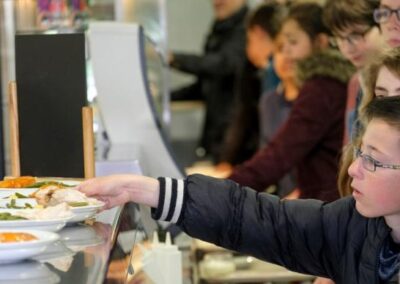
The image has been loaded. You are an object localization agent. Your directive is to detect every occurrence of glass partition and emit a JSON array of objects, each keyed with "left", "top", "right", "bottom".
[{"left": 0, "top": 0, "right": 170, "bottom": 176}]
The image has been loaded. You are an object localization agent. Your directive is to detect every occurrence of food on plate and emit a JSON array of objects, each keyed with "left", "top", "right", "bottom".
[
  {"left": 27, "top": 181, "right": 74, "bottom": 189},
  {"left": 11, "top": 203, "right": 73, "bottom": 220},
  {"left": 9, "top": 192, "right": 30, "bottom": 199},
  {"left": 0, "top": 232, "right": 37, "bottom": 243},
  {"left": 1, "top": 199, "right": 34, "bottom": 209},
  {"left": 0, "top": 197, "right": 39, "bottom": 211},
  {"left": 0, "top": 177, "right": 75, "bottom": 192},
  {"left": 0, "top": 212, "right": 27, "bottom": 220},
  {"left": 0, "top": 176, "right": 36, "bottom": 188},
  {"left": 33, "top": 187, "right": 100, "bottom": 207}
]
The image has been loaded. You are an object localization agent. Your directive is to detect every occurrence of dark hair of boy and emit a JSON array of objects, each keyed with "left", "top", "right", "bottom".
[
  {"left": 323, "top": 0, "right": 380, "bottom": 35},
  {"left": 246, "top": 2, "right": 287, "bottom": 40},
  {"left": 365, "top": 95, "right": 400, "bottom": 130},
  {"left": 286, "top": 2, "right": 331, "bottom": 39}
]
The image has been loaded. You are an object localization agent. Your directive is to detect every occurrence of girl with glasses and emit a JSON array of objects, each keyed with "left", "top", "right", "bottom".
[{"left": 77, "top": 96, "right": 400, "bottom": 284}]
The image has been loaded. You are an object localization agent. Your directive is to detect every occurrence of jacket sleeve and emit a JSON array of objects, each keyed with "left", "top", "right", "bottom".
[
  {"left": 151, "top": 174, "right": 350, "bottom": 278},
  {"left": 219, "top": 60, "right": 261, "bottom": 164},
  {"left": 228, "top": 79, "right": 343, "bottom": 191},
  {"left": 170, "top": 80, "right": 202, "bottom": 101},
  {"left": 170, "top": 32, "right": 245, "bottom": 77}
]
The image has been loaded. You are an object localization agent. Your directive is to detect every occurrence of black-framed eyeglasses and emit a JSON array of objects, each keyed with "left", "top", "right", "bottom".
[
  {"left": 330, "top": 27, "right": 373, "bottom": 48},
  {"left": 353, "top": 148, "right": 400, "bottom": 172},
  {"left": 374, "top": 7, "right": 400, "bottom": 24}
]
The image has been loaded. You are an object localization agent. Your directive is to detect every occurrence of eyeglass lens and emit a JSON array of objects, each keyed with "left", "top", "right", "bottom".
[
  {"left": 354, "top": 148, "right": 375, "bottom": 172},
  {"left": 374, "top": 8, "right": 400, "bottom": 23}
]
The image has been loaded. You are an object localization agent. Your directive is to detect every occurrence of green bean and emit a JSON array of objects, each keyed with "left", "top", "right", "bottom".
[
  {"left": 0, "top": 212, "right": 27, "bottom": 220},
  {"left": 27, "top": 181, "right": 74, "bottom": 188},
  {"left": 68, "top": 201, "right": 89, "bottom": 207},
  {"left": 15, "top": 193, "right": 28, "bottom": 198}
]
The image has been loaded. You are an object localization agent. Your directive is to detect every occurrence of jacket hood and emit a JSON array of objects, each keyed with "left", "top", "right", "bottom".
[{"left": 296, "top": 49, "right": 356, "bottom": 86}]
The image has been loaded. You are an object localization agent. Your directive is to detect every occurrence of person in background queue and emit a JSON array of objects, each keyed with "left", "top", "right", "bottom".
[
  {"left": 169, "top": 0, "right": 248, "bottom": 163},
  {"left": 374, "top": 0, "right": 400, "bottom": 47},
  {"left": 217, "top": 3, "right": 287, "bottom": 171},
  {"left": 323, "top": 0, "right": 384, "bottom": 145},
  {"left": 228, "top": 3, "right": 355, "bottom": 201}
]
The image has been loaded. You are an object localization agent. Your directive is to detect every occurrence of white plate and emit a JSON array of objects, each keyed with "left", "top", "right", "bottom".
[
  {"left": 0, "top": 198, "right": 38, "bottom": 209},
  {"left": 0, "top": 229, "right": 59, "bottom": 264},
  {"left": 0, "top": 212, "right": 70, "bottom": 232},
  {"left": 0, "top": 188, "right": 37, "bottom": 198},
  {"left": 68, "top": 202, "right": 104, "bottom": 223},
  {"left": 0, "top": 260, "right": 60, "bottom": 284}
]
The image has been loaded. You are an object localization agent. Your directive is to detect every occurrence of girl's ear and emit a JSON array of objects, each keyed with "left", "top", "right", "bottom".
[{"left": 314, "top": 33, "right": 330, "bottom": 50}]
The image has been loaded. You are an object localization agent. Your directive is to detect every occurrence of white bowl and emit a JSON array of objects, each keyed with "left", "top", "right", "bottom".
[
  {"left": 0, "top": 229, "right": 59, "bottom": 263},
  {"left": 0, "top": 210, "right": 71, "bottom": 232},
  {"left": 68, "top": 202, "right": 104, "bottom": 223}
]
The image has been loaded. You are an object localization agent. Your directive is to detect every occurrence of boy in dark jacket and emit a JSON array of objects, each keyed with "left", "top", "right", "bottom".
[{"left": 79, "top": 96, "right": 400, "bottom": 284}]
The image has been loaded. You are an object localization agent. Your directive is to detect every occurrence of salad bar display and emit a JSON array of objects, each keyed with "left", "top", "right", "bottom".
[{"left": 0, "top": 176, "right": 106, "bottom": 265}]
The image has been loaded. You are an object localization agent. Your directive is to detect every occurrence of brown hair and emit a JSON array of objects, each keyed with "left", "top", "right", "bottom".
[
  {"left": 360, "top": 48, "right": 400, "bottom": 120},
  {"left": 246, "top": 3, "right": 288, "bottom": 40},
  {"left": 323, "top": 0, "right": 379, "bottom": 35},
  {"left": 364, "top": 96, "right": 400, "bottom": 130},
  {"left": 285, "top": 2, "right": 331, "bottom": 39}
]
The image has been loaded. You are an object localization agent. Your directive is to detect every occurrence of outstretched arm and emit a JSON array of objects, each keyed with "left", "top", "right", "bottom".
[
  {"left": 77, "top": 175, "right": 159, "bottom": 210},
  {"left": 78, "top": 174, "right": 351, "bottom": 279}
]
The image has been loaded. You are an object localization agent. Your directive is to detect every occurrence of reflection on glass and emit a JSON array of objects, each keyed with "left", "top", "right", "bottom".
[
  {"left": 59, "top": 223, "right": 104, "bottom": 252},
  {"left": 0, "top": 260, "right": 60, "bottom": 283},
  {"left": 144, "top": 36, "right": 165, "bottom": 122}
]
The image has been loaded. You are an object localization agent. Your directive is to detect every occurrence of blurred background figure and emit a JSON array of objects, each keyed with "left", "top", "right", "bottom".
[
  {"left": 229, "top": 2, "right": 355, "bottom": 202},
  {"left": 169, "top": 0, "right": 248, "bottom": 163},
  {"left": 374, "top": 0, "right": 400, "bottom": 48},
  {"left": 257, "top": 33, "right": 299, "bottom": 198},
  {"left": 217, "top": 2, "right": 287, "bottom": 173},
  {"left": 245, "top": 3, "right": 286, "bottom": 93}
]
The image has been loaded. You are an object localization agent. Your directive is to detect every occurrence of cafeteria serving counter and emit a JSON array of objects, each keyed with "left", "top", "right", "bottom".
[{"left": 0, "top": 205, "right": 130, "bottom": 284}]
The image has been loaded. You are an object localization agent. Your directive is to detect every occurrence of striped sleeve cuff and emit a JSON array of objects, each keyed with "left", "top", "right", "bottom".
[{"left": 151, "top": 177, "right": 186, "bottom": 223}]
